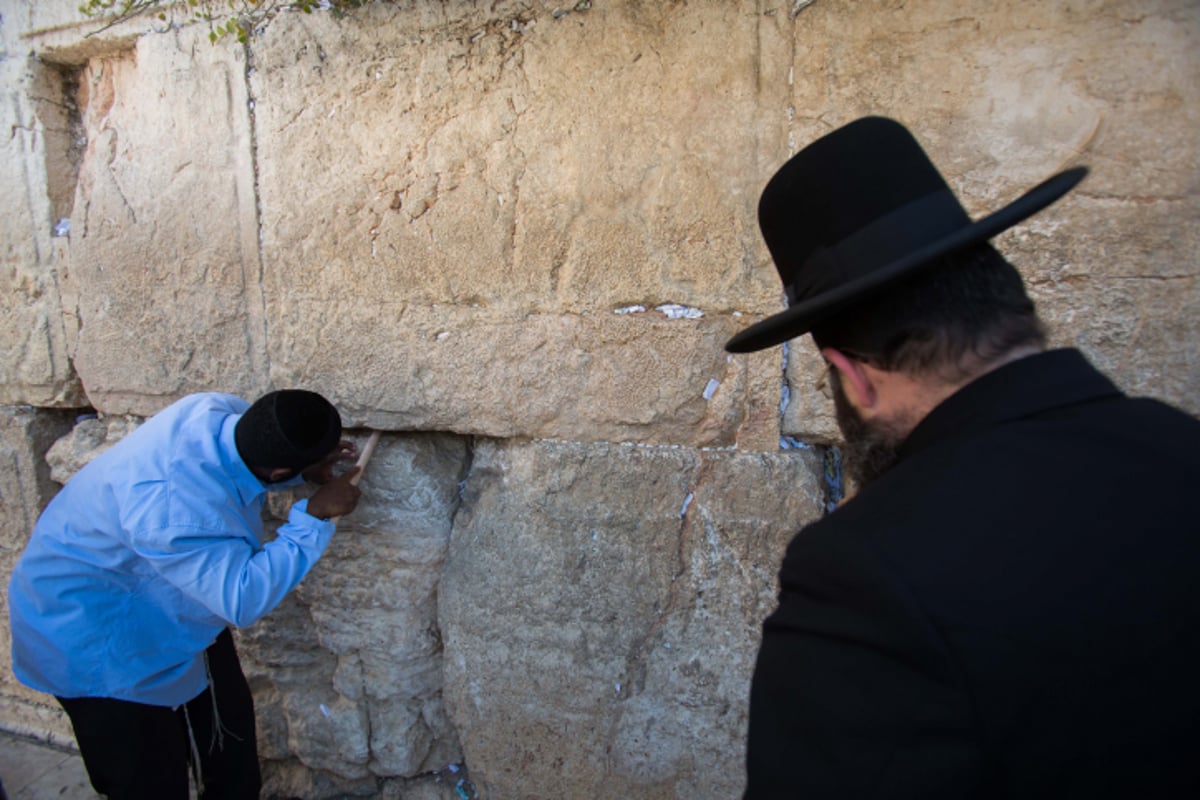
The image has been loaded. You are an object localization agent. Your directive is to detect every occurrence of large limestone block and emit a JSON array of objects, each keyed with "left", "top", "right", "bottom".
[
  {"left": 440, "top": 439, "right": 827, "bottom": 799},
  {"left": 239, "top": 431, "right": 471, "bottom": 797},
  {"left": 250, "top": 1, "right": 793, "bottom": 444},
  {"left": 0, "top": 50, "right": 85, "bottom": 407},
  {"left": 0, "top": 406, "right": 76, "bottom": 743},
  {"left": 60, "top": 24, "right": 270, "bottom": 414},
  {"left": 0, "top": 0, "right": 96, "bottom": 47},
  {"left": 272, "top": 305, "right": 782, "bottom": 448},
  {"left": 43, "top": 412, "right": 138, "bottom": 482},
  {"left": 779, "top": 0, "right": 1200, "bottom": 417}
]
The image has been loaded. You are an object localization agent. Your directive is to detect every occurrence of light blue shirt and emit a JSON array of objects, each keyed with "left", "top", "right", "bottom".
[{"left": 7, "top": 393, "right": 336, "bottom": 707}]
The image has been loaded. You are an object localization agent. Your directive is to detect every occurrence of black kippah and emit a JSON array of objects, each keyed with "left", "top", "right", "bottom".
[{"left": 234, "top": 390, "right": 342, "bottom": 471}]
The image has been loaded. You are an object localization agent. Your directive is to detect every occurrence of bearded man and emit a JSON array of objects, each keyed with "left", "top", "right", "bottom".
[{"left": 726, "top": 117, "right": 1200, "bottom": 798}]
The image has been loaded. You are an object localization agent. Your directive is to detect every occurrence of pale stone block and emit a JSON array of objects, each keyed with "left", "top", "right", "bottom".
[
  {"left": 0, "top": 406, "right": 76, "bottom": 743},
  {"left": 249, "top": 2, "right": 792, "bottom": 442},
  {"left": 783, "top": 0, "right": 1200, "bottom": 416},
  {"left": 0, "top": 3, "right": 1195, "bottom": 797},
  {"left": 251, "top": 2, "right": 790, "bottom": 314},
  {"left": 43, "top": 413, "right": 138, "bottom": 483},
  {"left": 1, "top": 0, "right": 100, "bottom": 46},
  {"left": 60, "top": 25, "right": 269, "bottom": 414},
  {"left": 240, "top": 431, "right": 469, "bottom": 794},
  {"left": 270, "top": 305, "right": 780, "bottom": 447},
  {"left": 0, "top": 53, "right": 85, "bottom": 407},
  {"left": 439, "top": 438, "right": 826, "bottom": 799}
]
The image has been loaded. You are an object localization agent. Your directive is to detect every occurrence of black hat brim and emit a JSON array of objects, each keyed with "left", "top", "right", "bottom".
[{"left": 725, "top": 166, "right": 1088, "bottom": 353}]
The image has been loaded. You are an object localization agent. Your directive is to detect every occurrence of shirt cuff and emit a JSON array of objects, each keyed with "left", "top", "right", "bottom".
[{"left": 289, "top": 498, "right": 337, "bottom": 537}]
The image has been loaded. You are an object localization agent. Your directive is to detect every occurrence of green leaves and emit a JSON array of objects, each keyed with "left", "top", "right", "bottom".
[
  {"left": 78, "top": 0, "right": 156, "bottom": 18},
  {"left": 79, "top": 0, "right": 379, "bottom": 43}
]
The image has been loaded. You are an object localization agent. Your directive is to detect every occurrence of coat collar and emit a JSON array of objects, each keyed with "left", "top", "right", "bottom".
[{"left": 898, "top": 348, "right": 1123, "bottom": 463}]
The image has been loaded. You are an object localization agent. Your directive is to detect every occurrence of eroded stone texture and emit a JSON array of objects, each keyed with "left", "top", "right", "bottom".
[
  {"left": 440, "top": 439, "right": 826, "bottom": 799},
  {"left": 250, "top": 1, "right": 791, "bottom": 446},
  {"left": 782, "top": 341, "right": 840, "bottom": 444},
  {"left": 781, "top": 0, "right": 1200, "bottom": 420},
  {"left": 0, "top": 406, "right": 76, "bottom": 743},
  {"left": 59, "top": 25, "right": 269, "bottom": 415},
  {"left": 0, "top": 2, "right": 1197, "bottom": 797},
  {"left": 271, "top": 306, "right": 780, "bottom": 448},
  {"left": 43, "top": 412, "right": 139, "bottom": 483},
  {"left": 0, "top": 49, "right": 85, "bottom": 407},
  {"left": 240, "top": 431, "right": 472, "bottom": 797}
]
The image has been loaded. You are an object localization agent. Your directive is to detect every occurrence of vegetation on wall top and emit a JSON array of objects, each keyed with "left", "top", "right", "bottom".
[{"left": 80, "top": 0, "right": 374, "bottom": 42}]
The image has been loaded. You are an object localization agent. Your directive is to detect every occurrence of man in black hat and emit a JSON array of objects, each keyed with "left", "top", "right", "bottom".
[
  {"left": 8, "top": 390, "right": 365, "bottom": 799},
  {"left": 728, "top": 117, "right": 1200, "bottom": 797}
]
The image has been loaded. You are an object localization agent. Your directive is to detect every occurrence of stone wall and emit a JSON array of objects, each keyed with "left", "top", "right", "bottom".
[{"left": 0, "top": 1, "right": 1196, "bottom": 798}]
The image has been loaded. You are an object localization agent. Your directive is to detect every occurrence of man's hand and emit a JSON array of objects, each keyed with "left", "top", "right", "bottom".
[
  {"left": 306, "top": 467, "right": 362, "bottom": 520},
  {"left": 302, "top": 439, "right": 359, "bottom": 485}
]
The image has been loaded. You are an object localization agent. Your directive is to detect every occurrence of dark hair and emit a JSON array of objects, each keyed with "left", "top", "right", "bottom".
[
  {"left": 811, "top": 244, "right": 1046, "bottom": 380},
  {"left": 234, "top": 390, "right": 342, "bottom": 471}
]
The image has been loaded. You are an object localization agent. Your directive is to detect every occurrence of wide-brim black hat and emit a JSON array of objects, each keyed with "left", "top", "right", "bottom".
[{"left": 725, "top": 116, "right": 1087, "bottom": 353}]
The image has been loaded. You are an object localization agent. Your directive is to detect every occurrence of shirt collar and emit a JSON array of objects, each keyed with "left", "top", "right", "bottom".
[
  {"left": 220, "top": 413, "right": 269, "bottom": 506},
  {"left": 899, "top": 348, "right": 1124, "bottom": 462}
]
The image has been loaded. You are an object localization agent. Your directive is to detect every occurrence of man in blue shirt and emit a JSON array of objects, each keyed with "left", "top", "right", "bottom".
[{"left": 8, "top": 389, "right": 365, "bottom": 799}]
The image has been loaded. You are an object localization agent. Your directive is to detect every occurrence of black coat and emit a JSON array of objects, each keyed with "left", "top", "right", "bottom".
[{"left": 746, "top": 349, "right": 1200, "bottom": 798}]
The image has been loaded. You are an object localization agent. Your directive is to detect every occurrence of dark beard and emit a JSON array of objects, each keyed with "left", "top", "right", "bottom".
[{"left": 828, "top": 368, "right": 906, "bottom": 489}]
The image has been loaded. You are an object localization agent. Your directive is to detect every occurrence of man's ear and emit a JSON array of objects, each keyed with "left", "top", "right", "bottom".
[{"left": 821, "top": 347, "right": 878, "bottom": 410}]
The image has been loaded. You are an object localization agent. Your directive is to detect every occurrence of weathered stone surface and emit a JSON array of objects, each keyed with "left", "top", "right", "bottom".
[
  {"left": 781, "top": 0, "right": 1200, "bottom": 418},
  {"left": 249, "top": 1, "right": 791, "bottom": 445},
  {"left": 272, "top": 306, "right": 780, "bottom": 447},
  {"left": 439, "top": 439, "right": 826, "bottom": 799},
  {"left": 252, "top": 2, "right": 789, "bottom": 313},
  {"left": 43, "top": 412, "right": 138, "bottom": 483},
  {"left": 0, "top": 2, "right": 1197, "bottom": 797},
  {"left": 782, "top": 341, "right": 840, "bottom": 444},
  {"left": 11, "top": 0, "right": 1194, "bottom": 431},
  {"left": 57, "top": 25, "right": 269, "bottom": 414},
  {"left": 0, "top": 49, "right": 86, "bottom": 407},
  {"left": 240, "top": 431, "right": 471, "bottom": 796},
  {"left": 0, "top": 406, "right": 75, "bottom": 743}
]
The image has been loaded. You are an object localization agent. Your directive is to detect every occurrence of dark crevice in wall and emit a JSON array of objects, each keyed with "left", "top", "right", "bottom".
[
  {"left": 438, "top": 434, "right": 478, "bottom": 795},
  {"left": 820, "top": 444, "right": 844, "bottom": 512},
  {"left": 5, "top": 406, "right": 82, "bottom": 530},
  {"left": 30, "top": 59, "right": 86, "bottom": 239},
  {"left": 240, "top": 37, "right": 272, "bottom": 380},
  {"left": 452, "top": 435, "right": 477, "bottom": 512},
  {"left": 25, "top": 54, "right": 96, "bottom": 405},
  {"left": 779, "top": 436, "right": 843, "bottom": 515}
]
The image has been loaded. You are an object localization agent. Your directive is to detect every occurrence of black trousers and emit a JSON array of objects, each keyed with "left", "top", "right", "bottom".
[{"left": 57, "top": 628, "right": 261, "bottom": 800}]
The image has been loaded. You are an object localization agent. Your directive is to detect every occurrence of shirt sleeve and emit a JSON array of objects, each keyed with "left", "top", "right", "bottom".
[
  {"left": 745, "top": 522, "right": 980, "bottom": 799},
  {"left": 134, "top": 500, "right": 336, "bottom": 628}
]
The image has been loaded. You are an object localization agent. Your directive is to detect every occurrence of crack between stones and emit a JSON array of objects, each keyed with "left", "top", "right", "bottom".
[
  {"left": 603, "top": 453, "right": 714, "bottom": 774},
  {"left": 358, "top": 652, "right": 375, "bottom": 773},
  {"left": 429, "top": 435, "right": 478, "bottom": 789},
  {"left": 450, "top": 435, "right": 478, "bottom": 522},
  {"left": 506, "top": 59, "right": 529, "bottom": 281},
  {"left": 241, "top": 37, "right": 271, "bottom": 382}
]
